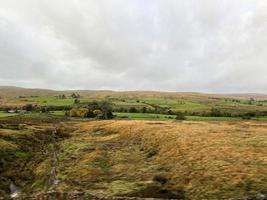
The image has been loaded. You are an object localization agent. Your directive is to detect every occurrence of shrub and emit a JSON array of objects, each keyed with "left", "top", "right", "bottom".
[
  {"left": 175, "top": 112, "right": 186, "bottom": 120},
  {"left": 24, "top": 104, "right": 33, "bottom": 112},
  {"left": 153, "top": 175, "right": 168, "bottom": 185},
  {"left": 68, "top": 108, "right": 89, "bottom": 117},
  {"left": 129, "top": 107, "right": 138, "bottom": 113},
  {"left": 87, "top": 101, "right": 114, "bottom": 119},
  {"left": 142, "top": 107, "right": 147, "bottom": 113},
  {"left": 74, "top": 99, "right": 80, "bottom": 104},
  {"left": 210, "top": 108, "right": 223, "bottom": 117}
]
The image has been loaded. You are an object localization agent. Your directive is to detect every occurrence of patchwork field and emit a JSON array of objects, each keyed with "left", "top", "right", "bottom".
[
  {"left": 1, "top": 116, "right": 267, "bottom": 199},
  {"left": 1, "top": 87, "right": 267, "bottom": 118}
]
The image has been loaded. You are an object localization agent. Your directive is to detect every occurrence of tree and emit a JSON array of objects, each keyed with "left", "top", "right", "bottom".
[
  {"left": 167, "top": 109, "right": 174, "bottom": 115},
  {"left": 142, "top": 107, "right": 147, "bottom": 113},
  {"left": 99, "top": 101, "right": 114, "bottom": 119},
  {"left": 129, "top": 107, "right": 138, "bottom": 113},
  {"left": 24, "top": 104, "right": 33, "bottom": 111},
  {"left": 87, "top": 101, "right": 114, "bottom": 119},
  {"left": 210, "top": 108, "right": 222, "bottom": 117},
  {"left": 41, "top": 107, "right": 47, "bottom": 113},
  {"left": 74, "top": 99, "right": 80, "bottom": 104},
  {"left": 71, "top": 93, "right": 80, "bottom": 99},
  {"left": 175, "top": 112, "right": 186, "bottom": 120}
]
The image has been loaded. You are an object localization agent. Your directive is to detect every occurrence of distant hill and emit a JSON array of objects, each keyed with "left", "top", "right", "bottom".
[
  {"left": 224, "top": 93, "right": 267, "bottom": 100},
  {"left": 0, "top": 86, "right": 58, "bottom": 97},
  {"left": 0, "top": 86, "right": 267, "bottom": 100}
]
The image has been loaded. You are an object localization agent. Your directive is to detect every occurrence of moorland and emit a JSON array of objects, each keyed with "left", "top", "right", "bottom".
[{"left": 0, "top": 86, "right": 267, "bottom": 199}]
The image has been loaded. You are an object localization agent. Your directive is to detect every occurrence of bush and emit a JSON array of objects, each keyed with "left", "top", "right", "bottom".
[
  {"left": 129, "top": 107, "right": 138, "bottom": 113},
  {"left": 153, "top": 175, "right": 168, "bottom": 185},
  {"left": 242, "top": 112, "right": 257, "bottom": 120},
  {"left": 24, "top": 104, "right": 33, "bottom": 112},
  {"left": 74, "top": 99, "right": 80, "bottom": 104},
  {"left": 175, "top": 112, "right": 186, "bottom": 120},
  {"left": 210, "top": 108, "right": 223, "bottom": 117},
  {"left": 142, "top": 107, "right": 147, "bottom": 113},
  {"left": 87, "top": 101, "right": 114, "bottom": 119},
  {"left": 68, "top": 108, "right": 89, "bottom": 117}
]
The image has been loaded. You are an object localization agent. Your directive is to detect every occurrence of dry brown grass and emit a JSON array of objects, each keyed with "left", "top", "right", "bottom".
[
  {"left": 0, "top": 99, "right": 36, "bottom": 106},
  {"left": 55, "top": 120, "right": 267, "bottom": 199}
]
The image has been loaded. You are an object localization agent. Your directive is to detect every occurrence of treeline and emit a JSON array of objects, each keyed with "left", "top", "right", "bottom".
[
  {"left": 190, "top": 108, "right": 267, "bottom": 119},
  {"left": 114, "top": 106, "right": 267, "bottom": 119},
  {"left": 0, "top": 104, "right": 71, "bottom": 112}
]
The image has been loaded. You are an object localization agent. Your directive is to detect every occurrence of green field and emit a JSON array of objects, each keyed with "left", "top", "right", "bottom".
[
  {"left": 18, "top": 96, "right": 76, "bottom": 106},
  {"left": 1, "top": 89, "right": 267, "bottom": 121},
  {"left": 114, "top": 112, "right": 175, "bottom": 119},
  {"left": 0, "top": 111, "right": 17, "bottom": 118},
  {"left": 259, "top": 116, "right": 267, "bottom": 121},
  {"left": 114, "top": 112, "right": 267, "bottom": 121},
  {"left": 49, "top": 110, "right": 65, "bottom": 116},
  {"left": 2, "top": 91, "right": 266, "bottom": 120},
  {"left": 1, "top": 111, "right": 266, "bottom": 122}
]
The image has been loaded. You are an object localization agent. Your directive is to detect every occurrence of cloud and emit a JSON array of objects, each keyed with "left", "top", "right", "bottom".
[{"left": 0, "top": 0, "right": 266, "bottom": 93}]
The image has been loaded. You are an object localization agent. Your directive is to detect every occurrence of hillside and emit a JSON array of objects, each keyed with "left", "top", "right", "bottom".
[
  {"left": 0, "top": 86, "right": 58, "bottom": 97},
  {"left": 1, "top": 86, "right": 267, "bottom": 118},
  {"left": 1, "top": 86, "right": 267, "bottom": 99},
  {"left": 1, "top": 117, "right": 267, "bottom": 199}
]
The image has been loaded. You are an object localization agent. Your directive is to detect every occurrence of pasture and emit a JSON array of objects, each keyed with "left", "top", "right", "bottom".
[{"left": 2, "top": 92, "right": 267, "bottom": 118}]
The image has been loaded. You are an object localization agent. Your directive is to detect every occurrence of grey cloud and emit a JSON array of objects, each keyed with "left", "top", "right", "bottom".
[{"left": 0, "top": 0, "right": 267, "bottom": 92}]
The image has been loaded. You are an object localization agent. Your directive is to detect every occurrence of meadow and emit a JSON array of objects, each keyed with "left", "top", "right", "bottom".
[
  {"left": 2, "top": 91, "right": 267, "bottom": 120},
  {"left": 0, "top": 111, "right": 17, "bottom": 118}
]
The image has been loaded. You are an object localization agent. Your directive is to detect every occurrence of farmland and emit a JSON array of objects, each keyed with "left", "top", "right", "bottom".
[{"left": 1, "top": 87, "right": 267, "bottom": 120}]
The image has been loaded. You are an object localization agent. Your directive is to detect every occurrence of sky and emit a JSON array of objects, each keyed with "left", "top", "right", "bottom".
[{"left": 0, "top": 0, "right": 267, "bottom": 93}]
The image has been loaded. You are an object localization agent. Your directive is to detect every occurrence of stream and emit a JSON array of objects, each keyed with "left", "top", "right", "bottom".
[{"left": 10, "top": 182, "right": 20, "bottom": 198}]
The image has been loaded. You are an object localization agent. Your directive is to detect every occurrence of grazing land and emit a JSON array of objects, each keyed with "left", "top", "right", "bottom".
[
  {"left": 1, "top": 87, "right": 267, "bottom": 199},
  {"left": 1, "top": 86, "right": 267, "bottom": 120}
]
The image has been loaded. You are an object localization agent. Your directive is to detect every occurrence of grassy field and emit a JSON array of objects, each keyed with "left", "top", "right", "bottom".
[
  {"left": 186, "top": 116, "right": 241, "bottom": 121},
  {"left": 1, "top": 88, "right": 267, "bottom": 198},
  {"left": 49, "top": 110, "right": 66, "bottom": 116},
  {"left": 2, "top": 89, "right": 267, "bottom": 116},
  {"left": 16, "top": 96, "right": 76, "bottom": 106},
  {"left": 114, "top": 112, "right": 175, "bottom": 119},
  {"left": 56, "top": 120, "right": 267, "bottom": 199},
  {"left": 114, "top": 112, "right": 267, "bottom": 121},
  {"left": 0, "top": 111, "right": 17, "bottom": 118},
  {"left": 1, "top": 110, "right": 266, "bottom": 122},
  {"left": 1, "top": 115, "right": 267, "bottom": 199},
  {"left": 259, "top": 116, "right": 267, "bottom": 121}
]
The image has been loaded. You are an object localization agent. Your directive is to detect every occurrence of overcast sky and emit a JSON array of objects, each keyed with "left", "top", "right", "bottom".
[{"left": 0, "top": 0, "right": 266, "bottom": 93}]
